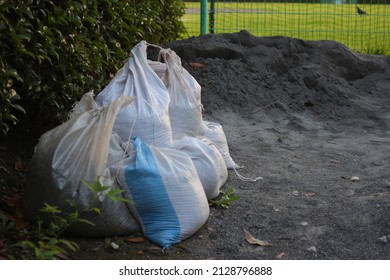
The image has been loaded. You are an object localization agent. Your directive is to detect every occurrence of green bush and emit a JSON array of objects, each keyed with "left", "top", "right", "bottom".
[{"left": 0, "top": 0, "right": 186, "bottom": 135}]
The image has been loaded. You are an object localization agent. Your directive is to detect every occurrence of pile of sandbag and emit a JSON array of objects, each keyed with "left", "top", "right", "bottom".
[{"left": 23, "top": 41, "right": 240, "bottom": 249}]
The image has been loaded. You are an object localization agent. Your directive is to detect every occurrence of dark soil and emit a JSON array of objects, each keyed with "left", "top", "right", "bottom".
[{"left": 1, "top": 31, "right": 390, "bottom": 260}]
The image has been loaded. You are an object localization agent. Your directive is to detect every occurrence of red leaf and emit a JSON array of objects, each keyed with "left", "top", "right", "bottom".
[
  {"left": 15, "top": 217, "right": 28, "bottom": 230},
  {"left": 124, "top": 237, "right": 145, "bottom": 243},
  {"left": 189, "top": 62, "right": 204, "bottom": 68},
  {"left": 3, "top": 196, "right": 22, "bottom": 208},
  {"left": 14, "top": 161, "right": 27, "bottom": 172}
]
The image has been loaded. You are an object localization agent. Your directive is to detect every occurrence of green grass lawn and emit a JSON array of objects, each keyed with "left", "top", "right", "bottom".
[{"left": 181, "top": 2, "right": 390, "bottom": 55}]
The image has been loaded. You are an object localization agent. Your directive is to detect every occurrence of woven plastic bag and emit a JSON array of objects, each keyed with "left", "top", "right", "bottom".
[
  {"left": 113, "top": 137, "right": 209, "bottom": 249},
  {"left": 199, "top": 121, "right": 241, "bottom": 169},
  {"left": 199, "top": 121, "right": 263, "bottom": 182},
  {"left": 24, "top": 93, "right": 141, "bottom": 236},
  {"left": 149, "top": 48, "right": 203, "bottom": 140},
  {"left": 95, "top": 41, "right": 173, "bottom": 148},
  {"left": 174, "top": 136, "right": 227, "bottom": 200}
]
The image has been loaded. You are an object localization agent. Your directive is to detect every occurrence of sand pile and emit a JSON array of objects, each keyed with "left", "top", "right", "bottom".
[
  {"left": 159, "top": 31, "right": 390, "bottom": 259},
  {"left": 169, "top": 31, "right": 390, "bottom": 128}
]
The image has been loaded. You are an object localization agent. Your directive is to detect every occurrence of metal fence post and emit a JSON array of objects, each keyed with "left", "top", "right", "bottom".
[
  {"left": 201, "top": 0, "right": 207, "bottom": 35},
  {"left": 209, "top": 0, "right": 215, "bottom": 34}
]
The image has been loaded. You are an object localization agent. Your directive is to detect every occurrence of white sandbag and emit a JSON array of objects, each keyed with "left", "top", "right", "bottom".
[
  {"left": 148, "top": 49, "right": 203, "bottom": 140},
  {"left": 68, "top": 90, "right": 99, "bottom": 117},
  {"left": 148, "top": 60, "right": 166, "bottom": 79},
  {"left": 24, "top": 93, "right": 141, "bottom": 236},
  {"left": 95, "top": 40, "right": 173, "bottom": 148},
  {"left": 199, "top": 120, "right": 241, "bottom": 169},
  {"left": 173, "top": 136, "right": 227, "bottom": 200},
  {"left": 114, "top": 137, "right": 209, "bottom": 249}
]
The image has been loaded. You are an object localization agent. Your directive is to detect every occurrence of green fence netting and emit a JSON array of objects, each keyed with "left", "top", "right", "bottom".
[{"left": 182, "top": 0, "right": 390, "bottom": 55}]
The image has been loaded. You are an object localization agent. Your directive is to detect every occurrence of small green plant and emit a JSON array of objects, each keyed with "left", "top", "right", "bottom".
[
  {"left": 34, "top": 201, "right": 99, "bottom": 237},
  {"left": 18, "top": 237, "right": 78, "bottom": 260},
  {"left": 14, "top": 179, "right": 130, "bottom": 259},
  {"left": 209, "top": 186, "right": 241, "bottom": 209},
  {"left": 82, "top": 179, "right": 132, "bottom": 204},
  {"left": 17, "top": 200, "right": 100, "bottom": 260},
  {"left": 0, "top": 214, "right": 15, "bottom": 238}
]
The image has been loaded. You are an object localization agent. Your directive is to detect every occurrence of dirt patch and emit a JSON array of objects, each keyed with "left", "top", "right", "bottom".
[{"left": 2, "top": 31, "right": 390, "bottom": 260}]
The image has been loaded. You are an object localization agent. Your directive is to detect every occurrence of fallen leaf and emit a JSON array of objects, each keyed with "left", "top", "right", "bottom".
[
  {"left": 341, "top": 175, "right": 360, "bottom": 181},
  {"left": 304, "top": 192, "right": 316, "bottom": 197},
  {"left": 124, "top": 237, "right": 145, "bottom": 243},
  {"left": 207, "top": 227, "right": 215, "bottom": 232},
  {"left": 15, "top": 217, "right": 28, "bottom": 230},
  {"left": 15, "top": 208, "right": 24, "bottom": 218},
  {"left": 292, "top": 191, "right": 299, "bottom": 196},
  {"left": 378, "top": 236, "right": 388, "bottom": 243},
  {"left": 251, "top": 106, "right": 261, "bottom": 114},
  {"left": 373, "top": 191, "right": 390, "bottom": 197},
  {"left": 14, "top": 161, "right": 27, "bottom": 172},
  {"left": 276, "top": 252, "right": 286, "bottom": 259},
  {"left": 55, "top": 252, "right": 69, "bottom": 260},
  {"left": 148, "top": 245, "right": 162, "bottom": 251},
  {"left": 307, "top": 246, "right": 317, "bottom": 252},
  {"left": 243, "top": 229, "right": 273, "bottom": 247},
  {"left": 3, "top": 196, "right": 22, "bottom": 208},
  {"left": 189, "top": 62, "right": 204, "bottom": 68}
]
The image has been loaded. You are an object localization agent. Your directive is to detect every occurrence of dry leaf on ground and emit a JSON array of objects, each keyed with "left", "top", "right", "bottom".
[
  {"left": 304, "top": 192, "right": 316, "bottom": 197},
  {"left": 15, "top": 217, "right": 28, "bottom": 230},
  {"left": 243, "top": 229, "right": 274, "bottom": 247},
  {"left": 55, "top": 252, "right": 69, "bottom": 260},
  {"left": 3, "top": 195, "right": 22, "bottom": 207},
  {"left": 342, "top": 175, "right": 360, "bottom": 181},
  {"left": 251, "top": 106, "right": 261, "bottom": 114},
  {"left": 14, "top": 161, "right": 27, "bottom": 172},
  {"left": 189, "top": 62, "right": 204, "bottom": 68},
  {"left": 276, "top": 252, "right": 286, "bottom": 259},
  {"left": 124, "top": 237, "right": 145, "bottom": 243}
]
